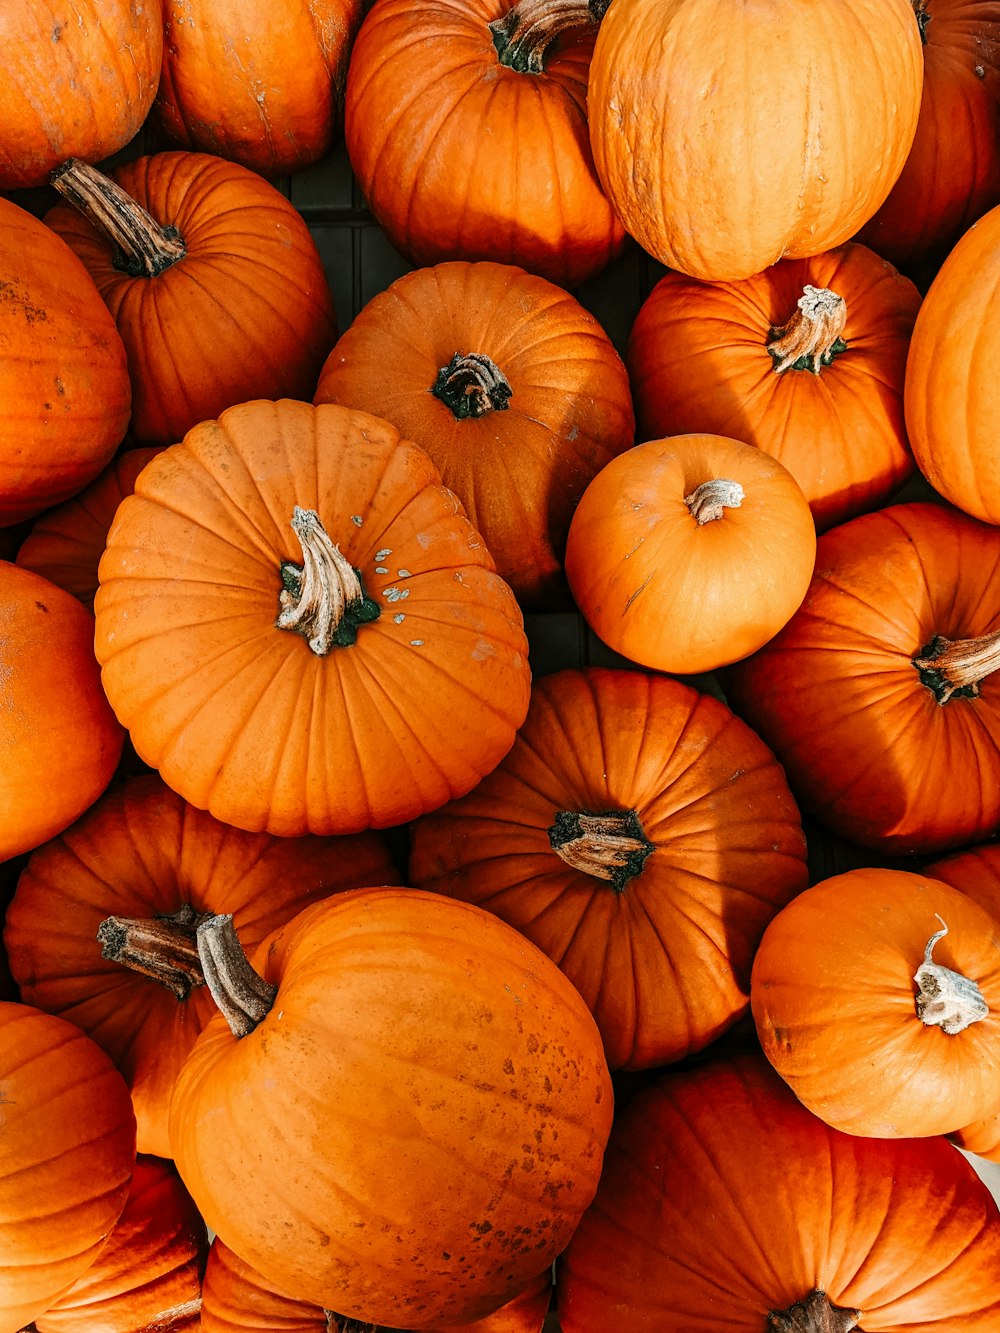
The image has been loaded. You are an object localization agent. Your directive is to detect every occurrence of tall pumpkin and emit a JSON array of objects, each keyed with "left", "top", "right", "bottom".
[{"left": 588, "top": 0, "right": 923, "bottom": 280}]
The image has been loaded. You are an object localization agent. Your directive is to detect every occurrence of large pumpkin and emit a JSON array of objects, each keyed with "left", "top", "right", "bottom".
[
  {"left": 4, "top": 772, "right": 400, "bottom": 1158},
  {"left": 724, "top": 501, "right": 1000, "bottom": 854},
  {"left": 556, "top": 1053, "right": 1000, "bottom": 1329},
  {"left": 169, "top": 889, "right": 613, "bottom": 1328},
  {"left": 587, "top": 0, "right": 924, "bottom": 280},
  {"left": 344, "top": 0, "right": 627, "bottom": 286},
  {"left": 626, "top": 244, "right": 921, "bottom": 531},
  {"left": 410, "top": 666, "right": 809, "bottom": 1069},
  {"left": 93, "top": 399, "right": 532, "bottom": 836},
  {"left": 44, "top": 153, "right": 338, "bottom": 447},
  {"left": 314, "top": 260, "right": 636, "bottom": 606}
]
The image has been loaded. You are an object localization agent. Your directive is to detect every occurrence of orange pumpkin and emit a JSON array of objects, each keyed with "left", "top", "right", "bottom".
[
  {"left": 564, "top": 433, "right": 816, "bottom": 674},
  {"left": 314, "top": 260, "right": 636, "bottom": 606},
  {"left": 94, "top": 399, "right": 531, "bottom": 836},
  {"left": 588, "top": 0, "right": 923, "bottom": 281},
  {"left": 627, "top": 244, "right": 921, "bottom": 531}
]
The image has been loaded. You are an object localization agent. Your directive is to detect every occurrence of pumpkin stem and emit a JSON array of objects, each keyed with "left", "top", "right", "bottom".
[
  {"left": 767, "top": 1290, "right": 861, "bottom": 1331},
  {"left": 912, "top": 628, "right": 1000, "bottom": 704},
  {"left": 96, "top": 904, "right": 209, "bottom": 1001},
  {"left": 490, "top": 0, "right": 609, "bottom": 73},
  {"left": 195, "top": 914, "right": 277, "bottom": 1039},
  {"left": 548, "top": 809, "right": 654, "bottom": 893},
  {"left": 913, "top": 914, "right": 989, "bottom": 1034},
  {"left": 50, "top": 158, "right": 186, "bottom": 278},
  {"left": 276, "top": 506, "right": 381, "bottom": 655},
  {"left": 685, "top": 479, "right": 745, "bottom": 524},
  {"left": 431, "top": 352, "right": 513, "bottom": 420},
  {"left": 767, "top": 286, "right": 848, "bottom": 374}
]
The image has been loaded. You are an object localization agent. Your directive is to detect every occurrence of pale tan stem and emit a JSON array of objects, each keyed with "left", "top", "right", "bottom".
[
  {"left": 913, "top": 628, "right": 1000, "bottom": 704},
  {"left": 685, "top": 478, "right": 745, "bottom": 524},
  {"left": 50, "top": 158, "right": 186, "bottom": 278},
  {"left": 914, "top": 915, "right": 989, "bottom": 1034},
  {"left": 196, "top": 915, "right": 277, "bottom": 1040},
  {"left": 276, "top": 506, "right": 379, "bottom": 655},
  {"left": 768, "top": 286, "right": 847, "bottom": 374},
  {"left": 766, "top": 1290, "right": 861, "bottom": 1332}
]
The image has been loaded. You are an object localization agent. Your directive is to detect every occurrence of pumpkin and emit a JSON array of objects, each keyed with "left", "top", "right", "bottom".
[
  {"left": 0, "top": 0, "right": 162, "bottom": 190},
  {"left": 44, "top": 153, "right": 338, "bottom": 447},
  {"left": 343, "top": 0, "right": 627, "bottom": 286},
  {"left": 155, "top": 0, "right": 366, "bottom": 177},
  {"left": 16, "top": 447, "right": 162, "bottom": 609},
  {"left": 93, "top": 399, "right": 531, "bottom": 836},
  {"left": 587, "top": 0, "right": 924, "bottom": 281},
  {"left": 556, "top": 1052, "right": 1000, "bottom": 1329},
  {"left": 724, "top": 501, "right": 1000, "bottom": 854},
  {"left": 751, "top": 867, "right": 1000, "bottom": 1138},
  {"left": 626, "top": 244, "right": 921, "bottom": 531},
  {"left": 168, "top": 889, "right": 613, "bottom": 1328},
  {"left": 314, "top": 260, "right": 636, "bottom": 606},
  {"left": 0, "top": 1002, "right": 136, "bottom": 1333},
  {"left": 31, "top": 1155, "right": 206, "bottom": 1333},
  {"left": 0, "top": 196, "right": 130, "bottom": 527},
  {"left": 411, "top": 666, "right": 809, "bottom": 1068},
  {"left": 904, "top": 201, "right": 1000, "bottom": 523},
  {"left": 4, "top": 772, "right": 400, "bottom": 1159},
  {"left": 0, "top": 562, "right": 123, "bottom": 863},
  {"left": 858, "top": 0, "right": 1000, "bottom": 275},
  {"left": 564, "top": 433, "right": 816, "bottom": 675}
]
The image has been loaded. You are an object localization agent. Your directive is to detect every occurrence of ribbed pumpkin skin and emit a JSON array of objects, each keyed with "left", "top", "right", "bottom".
[
  {"left": 904, "top": 203, "right": 1000, "bottom": 522},
  {"left": 858, "top": 0, "right": 1000, "bottom": 273},
  {"left": 314, "top": 261, "right": 636, "bottom": 606},
  {"left": 344, "top": 0, "right": 627, "bottom": 287},
  {"left": 588, "top": 0, "right": 923, "bottom": 281},
  {"left": 626, "top": 244, "right": 921, "bottom": 531},
  {"left": 4, "top": 773, "right": 401, "bottom": 1159},
  {"left": 155, "top": 0, "right": 365, "bottom": 176},
  {"left": 557, "top": 1053, "right": 1000, "bottom": 1330},
  {"left": 94, "top": 399, "right": 531, "bottom": 836},
  {"left": 0, "top": 1003, "right": 137, "bottom": 1333},
  {"left": 0, "top": 563, "right": 123, "bottom": 863},
  {"left": 724, "top": 502, "right": 1000, "bottom": 854},
  {"left": 33, "top": 1156, "right": 206, "bottom": 1333},
  {"left": 44, "top": 152, "right": 338, "bottom": 447},
  {"left": 0, "top": 1, "right": 162, "bottom": 189},
  {"left": 169, "top": 888, "right": 613, "bottom": 1329},
  {"left": 0, "top": 197, "right": 130, "bottom": 527},
  {"left": 411, "top": 668, "right": 809, "bottom": 1069}
]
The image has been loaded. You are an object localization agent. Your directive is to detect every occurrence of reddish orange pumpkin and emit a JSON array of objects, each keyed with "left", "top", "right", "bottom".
[
  {"left": 314, "top": 260, "right": 635, "bottom": 606},
  {"left": 4, "top": 772, "right": 400, "bottom": 1159},
  {"left": 0, "top": 1002, "right": 137, "bottom": 1333},
  {"left": 344, "top": 0, "right": 627, "bottom": 286},
  {"left": 557, "top": 1053, "right": 1000, "bottom": 1329},
  {"left": 627, "top": 244, "right": 921, "bottom": 531},
  {"left": 410, "top": 667, "right": 809, "bottom": 1069},
  {"left": 44, "top": 153, "right": 338, "bottom": 447}
]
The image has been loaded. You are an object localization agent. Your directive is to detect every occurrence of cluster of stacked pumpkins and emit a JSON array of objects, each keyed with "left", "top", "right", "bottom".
[{"left": 5, "top": 0, "right": 1000, "bottom": 1329}]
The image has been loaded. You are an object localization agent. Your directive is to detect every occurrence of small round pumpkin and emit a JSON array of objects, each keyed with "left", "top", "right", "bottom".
[{"left": 564, "top": 433, "right": 816, "bottom": 675}]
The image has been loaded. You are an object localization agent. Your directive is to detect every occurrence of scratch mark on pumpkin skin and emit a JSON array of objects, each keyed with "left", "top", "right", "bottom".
[{"left": 623, "top": 574, "right": 653, "bottom": 613}]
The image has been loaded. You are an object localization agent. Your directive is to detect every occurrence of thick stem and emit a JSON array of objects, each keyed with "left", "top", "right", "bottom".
[
  {"left": 685, "top": 478, "right": 744, "bottom": 524},
  {"left": 548, "top": 809, "right": 654, "bottom": 893},
  {"left": 914, "top": 915, "right": 989, "bottom": 1034},
  {"left": 766, "top": 1290, "right": 861, "bottom": 1331},
  {"left": 50, "top": 158, "right": 186, "bottom": 278},
  {"left": 431, "top": 352, "right": 512, "bottom": 419},
  {"left": 768, "top": 286, "right": 848, "bottom": 375},
  {"left": 490, "top": 0, "right": 610, "bottom": 72},
  {"left": 276, "top": 507, "right": 380, "bottom": 654},
  {"left": 97, "top": 905, "right": 209, "bottom": 1001},
  {"left": 912, "top": 629, "right": 1000, "bottom": 704},
  {"left": 196, "top": 915, "right": 277, "bottom": 1040}
]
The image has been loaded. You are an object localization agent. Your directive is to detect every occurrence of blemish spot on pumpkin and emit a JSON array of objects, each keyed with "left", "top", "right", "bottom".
[
  {"left": 34, "top": 602, "right": 48, "bottom": 613},
  {"left": 52, "top": 22, "right": 62, "bottom": 39},
  {"left": 375, "top": 566, "right": 389, "bottom": 574},
  {"left": 383, "top": 586, "right": 409, "bottom": 602},
  {"left": 393, "top": 612, "right": 405, "bottom": 623},
  {"left": 350, "top": 514, "right": 363, "bottom": 526},
  {"left": 410, "top": 639, "right": 424, "bottom": 646},
  {"left": 375, "top": 548, "right": 392, "bottom": 560},
  {"left": 502, "top": 1057, "right": 515, "bottom": 1075}
]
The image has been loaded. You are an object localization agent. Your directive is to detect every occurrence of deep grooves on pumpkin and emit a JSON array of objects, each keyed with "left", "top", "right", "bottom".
[
  {"left": 766, "top": 1289, "right": 861, "bottom": 1331},
  {"left": 431, "top": 352, "right": 513, "bottom": 419},
  {"left": 276, "top": 506, "right": 381, "bottom": 654},
  {"left": 913, "top": 628, "right": 1000, "bottom": 703},
  {"left": 196, "top": 914, "right": 277, "bottom": 1038},
  {"left": 548, "top": 809, "right": 654, "bottom": 892},
  {"left": 913, "top": 916, "right": 989, "bottom": 1033},
  {"left": 96, "top": 905, "right": 209, "bottom": 1000},
  {"left": 768, "top": 285, "right": 848, "bottom": 374},
  {"left": 684, "top": 478, "right": 745, "bottom": 524},
  {"left": 50, "top": 158, "right": 186, "bottom": 278},
  {"left": 489, "top": 0, "right": 611, "bottom": 72}
]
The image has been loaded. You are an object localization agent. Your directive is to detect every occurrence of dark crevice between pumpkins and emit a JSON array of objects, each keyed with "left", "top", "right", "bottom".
[
  {"left": 50, "top": 158, "right": 186, "bottom": 278},
  {"left": 913, "top": 0, "right": 931, "bottom": 44},
  {"left": 767, "top": 285, "right": 848, "bottom": 375},
  {"left": 912, "top": 628, "right": 1000, "bottom": 704},
  {"left": 97, "top": 903, "right": 211, "bottom": 1001},
  {"left": 431, "top": 352, "right": 512, "bottom": 419},
  {"left": 325, "top": 1314, "right": 411, "bottom": 1333},
  {"left": 490, "top": 0, "right": 611, "bottom": 73},
  {"left": 276, "top": 506, "right": 380, "bottom": 654},
  {"left": 548, "top": 809, "right": 654, "bottom": 893},
  {"left": 766, "top": 1288, "right": 862, "bottom": 1332}
]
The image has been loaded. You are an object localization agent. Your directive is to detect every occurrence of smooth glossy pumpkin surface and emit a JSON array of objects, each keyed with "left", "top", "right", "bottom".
[
  {"left": 0, "top": 1002, "right": 136, "bottom": 1333},
  {"left": 314, "top": 260, "right": 635, "bottom": 606},
  {"left": 169, "top": 888, "right": 612, "bottom": 1329},
  {"left": 557, "top": 1053, "right": 1000, "bottom": 1329},
  {"left": 410, "top": 667, "right": 809, "bottom": 1069}
]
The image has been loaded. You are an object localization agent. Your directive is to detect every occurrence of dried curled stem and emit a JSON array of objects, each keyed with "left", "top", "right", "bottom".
[
  {"left": 490, "top": 0, "right": 608, "bottom": 72},
  {"left": 196, "top": 914, "right": 277, "bottom": 1040},
  {"left": 51, "top": 157, "right": 186, "bottom": 278},
  {"left": 768, "top": 286, "right": 848, "bottom": 374},
  {"left": 685, "top": 478, "right": 745, "bottom": 524},
  {"left": 431, "top": 352, "right": 512, "bottom": 419},
  {"left": 276, "top": 506, "right": 380, "bottom": 654},
  {"left": 548, "top": 809, "right": 654, "bottom": 893},
  {"left": 913, "top": 628, "right": 1000, "bottom": 704},
  {"left": 767, "top": 1289, "right": 861, "bottom": 1332},
  {"left": 914, "top": 915, "right": 989, "bottom": 1034}
]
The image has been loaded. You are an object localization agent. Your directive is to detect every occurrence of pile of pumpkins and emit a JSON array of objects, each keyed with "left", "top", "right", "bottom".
[{"left": 5, "top": 0, "right": 1000, "bottom": 1329}]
